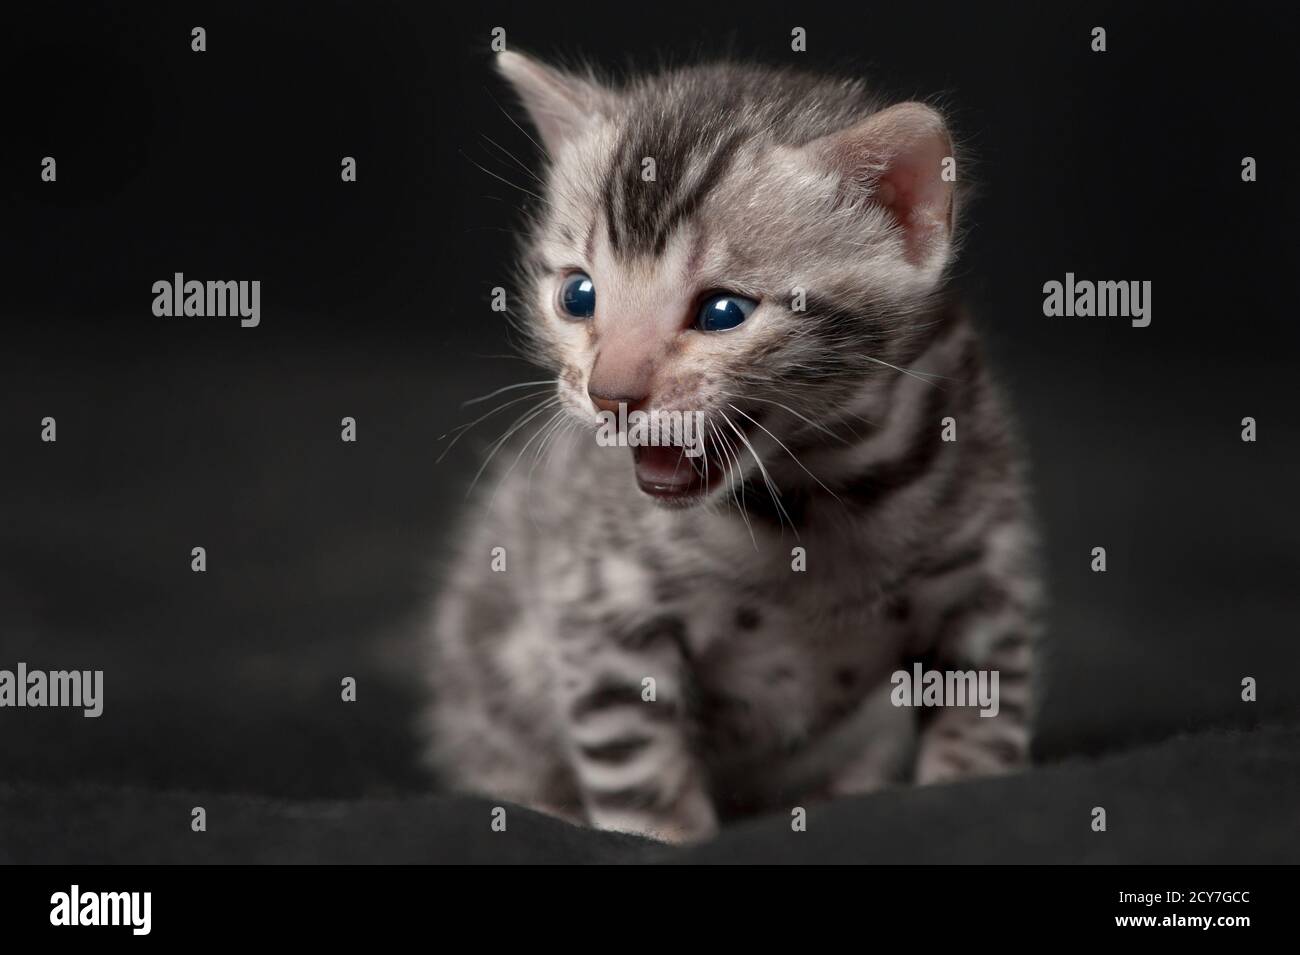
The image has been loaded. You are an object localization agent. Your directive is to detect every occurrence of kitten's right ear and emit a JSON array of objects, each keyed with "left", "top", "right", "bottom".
[
  {"left": 804, "top": 102, "right": 955, "bottom": 272},
  {"left": 496, "top": 51, "right": 612, "bottom": 156}
]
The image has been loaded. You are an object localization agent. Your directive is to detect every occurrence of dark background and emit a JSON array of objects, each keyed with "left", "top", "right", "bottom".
[{"left": 1, "top": 1, "right": 1297, "bottom": 861}]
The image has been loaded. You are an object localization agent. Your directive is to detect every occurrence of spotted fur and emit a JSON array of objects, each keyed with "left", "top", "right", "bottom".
[{"left": 422, "top": 53, "right": 1044, "bottom": 843}]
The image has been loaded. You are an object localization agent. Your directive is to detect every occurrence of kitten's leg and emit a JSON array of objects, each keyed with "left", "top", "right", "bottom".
[
  {"left": 823, "top": 680, "right": 917, "bottom": 797},
  {"left": 423, "top": 583, "right": 587, "bottom": 822},
  {"left": 910, "top": 533, "right": 1041, "bottom": 785},
  {"left": 555, "top": 612, "right": 717, "bottom": 844}
]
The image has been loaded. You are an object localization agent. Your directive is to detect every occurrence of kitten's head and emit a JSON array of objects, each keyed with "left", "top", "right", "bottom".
[{"left": 498, "top": 51, "right": 959, "bottom": 507}]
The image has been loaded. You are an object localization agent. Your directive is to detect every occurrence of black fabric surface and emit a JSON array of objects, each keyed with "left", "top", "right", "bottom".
[{"left": 4, "top": 725, "right": 1297, "bottom": 864}]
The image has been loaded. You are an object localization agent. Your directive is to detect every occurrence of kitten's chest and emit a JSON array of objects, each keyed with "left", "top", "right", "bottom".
[
  {"left": 648, "top": 521, "right": 909, "bottom": 755},
  {"left": 544, "top": 497, "right": 909, "bottom": 748},
  {"left": 685, "top": 576, "right": 903, "bottom": 730}
]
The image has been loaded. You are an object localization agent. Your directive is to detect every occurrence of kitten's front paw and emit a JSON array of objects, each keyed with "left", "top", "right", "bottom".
[
  {"left": 647, "top": 812, "right": 719, "bottom": 846},
  {"left": 592, "top": 788, "right": 719, "bottom": 845},
  {"left": 915, "top": 741, "right": 1024, "bottom": 786}
]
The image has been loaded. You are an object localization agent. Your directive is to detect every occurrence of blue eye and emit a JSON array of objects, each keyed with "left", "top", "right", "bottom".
[
  {"left": 696, "top": 294, "right": 757, "bottom": 332},
  {"left": 559, "top": 272, "right": 596, "bottom": 319}
]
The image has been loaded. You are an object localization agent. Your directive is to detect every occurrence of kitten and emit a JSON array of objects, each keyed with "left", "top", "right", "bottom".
[{"left": 422, "top": 51, "right": 1044, "bottom": 843}]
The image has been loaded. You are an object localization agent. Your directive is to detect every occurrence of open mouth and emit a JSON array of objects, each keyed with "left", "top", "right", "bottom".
[{"left": 632, "top": 445, "right": 720, "bottom": 502}]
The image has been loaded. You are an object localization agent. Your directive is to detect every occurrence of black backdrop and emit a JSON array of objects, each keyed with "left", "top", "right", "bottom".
[{"left": 1, "top": 1, "right": 1297, "bottom": 821}]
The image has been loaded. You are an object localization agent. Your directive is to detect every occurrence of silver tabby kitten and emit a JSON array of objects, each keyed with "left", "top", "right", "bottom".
[{"left": 423, "top": 51, "right": 1044, "bottom": 843}]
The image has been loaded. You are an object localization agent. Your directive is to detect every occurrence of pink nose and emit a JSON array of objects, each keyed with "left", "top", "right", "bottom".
[{"left": 588, "top": 388, "right": 647, "bottom": 416}]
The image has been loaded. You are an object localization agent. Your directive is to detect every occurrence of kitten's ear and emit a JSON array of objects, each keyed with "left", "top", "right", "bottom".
[
  {"left": 806, "top": 102, "right": 955, "bottom": 269},
  {"left": 496, "top": 50, "right": 612, "bottom": 156}
]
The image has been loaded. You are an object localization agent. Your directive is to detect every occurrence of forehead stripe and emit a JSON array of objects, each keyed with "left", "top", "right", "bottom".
[
  {"left": 651, "top": 131, "right": 744, "bottom": 257},
  {"left": 603, "top": 127, "right": 746, "bottom": 259}
]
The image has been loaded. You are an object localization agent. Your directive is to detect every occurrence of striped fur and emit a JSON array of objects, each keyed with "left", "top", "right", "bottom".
[{"left": 422, "top": 53, "right": 1044, "bottom": 842}]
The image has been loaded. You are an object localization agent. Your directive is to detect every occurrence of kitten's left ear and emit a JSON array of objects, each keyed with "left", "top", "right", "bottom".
[
  {"left": 806, "top": 102, "right": 955, "bottom": 270},
  {"left": 496, "top": 50, "right": 613, "bottom": 156}
]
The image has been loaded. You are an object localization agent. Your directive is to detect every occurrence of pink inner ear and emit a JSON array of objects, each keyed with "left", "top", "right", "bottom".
[
  {"left": 821, "top": 103, "right": 953, "bottom": 268},
  {"left": 875, "top": 137, "right": 951, "bottom": 265}
]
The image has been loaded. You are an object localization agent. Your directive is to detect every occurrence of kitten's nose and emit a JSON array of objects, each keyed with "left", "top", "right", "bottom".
[{"left": 588, "top": 388, "right": 647, "bottom": 416}]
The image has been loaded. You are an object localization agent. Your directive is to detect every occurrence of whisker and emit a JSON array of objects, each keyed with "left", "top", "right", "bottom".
[
  {"left": 463, "top": 379, "right": 555, "bottom": 408},
  {"left": 495, "top": 406, "right": 567, "bottom": 504},
  {"left": 437, "top": 388, "right": 553, "bottom": 463},
  {"left": 708, "top": 415, "right": 755, "bottom": 546},
  {"left": 863, "top": 354, "right": 951, "bottom": 388},
  {"left": 527, "top": 416, "right": 579, "bottom": 532},
  {"left": 488, "top": 90, "right": 547, "bottom": 157},
  {"left": 530, "top": 409, "right": 571, "bottom": 474},
  {"left": 728, "top": 403, "right": 842, "bottom": 506},
  {"left": 459, "top": 149, "right": 546, "bottom": 203},
  {"left": 719, "top": 391, "right": 849, "bottom": 444},
  {"left": 481, "top": 133, "right": 545, "bottom": 185},
  {"left": 720, "top": 409, "right": 793, "bottom": 534},
  {"left": 466, "top": 396, "right": 563, "bottom": 496}
]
